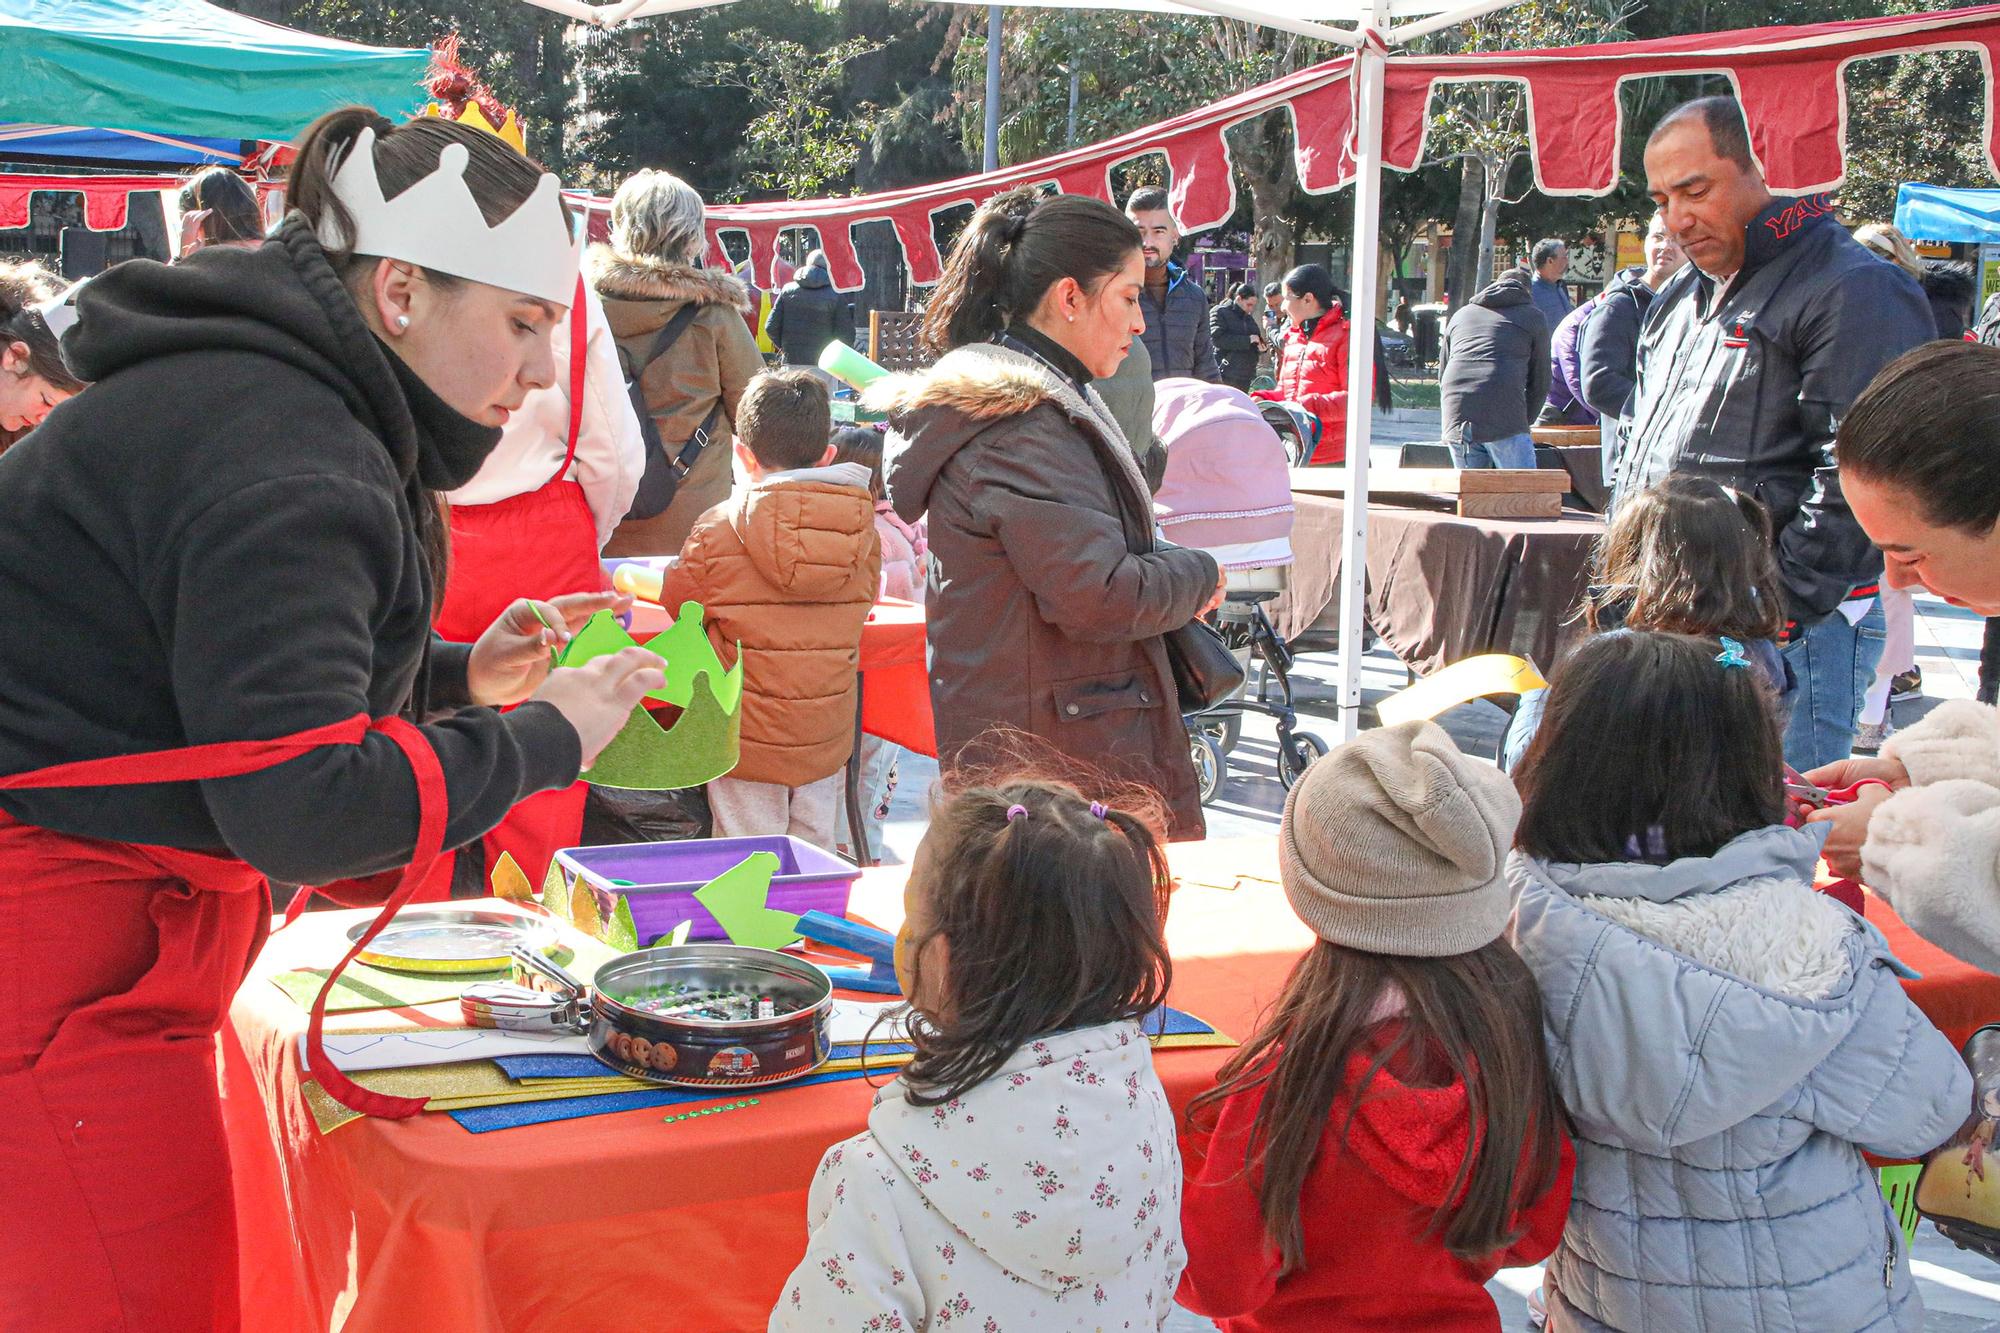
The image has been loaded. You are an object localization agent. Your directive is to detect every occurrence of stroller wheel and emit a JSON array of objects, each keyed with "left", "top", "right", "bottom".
[
  {"left": 1190, "top": 729, "right": 1226, "bottom": 806},
  {"left": 1277, "top": 731, "right": 1329, "bottom": 790}
]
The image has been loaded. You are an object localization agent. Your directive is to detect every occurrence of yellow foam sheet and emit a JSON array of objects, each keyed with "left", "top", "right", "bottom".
[{"left": 1375, "top": 654, "right": 1547, "bottom": 728}]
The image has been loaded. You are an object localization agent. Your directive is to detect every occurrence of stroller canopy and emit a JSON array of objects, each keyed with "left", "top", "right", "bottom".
[{"left": 1152, "top": 377, "right": 1294, "bottom": 570}]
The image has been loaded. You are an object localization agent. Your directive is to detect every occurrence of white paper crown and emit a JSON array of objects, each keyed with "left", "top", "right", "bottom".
[
  {"left": 31, "top": 278, "right": 88, "bottom": 339},
  {"left": 320, "top": 127, "right": 577, "bottom": 307}
]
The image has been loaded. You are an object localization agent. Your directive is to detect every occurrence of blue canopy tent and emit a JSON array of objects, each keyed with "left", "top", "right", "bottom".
[
  {"left": 0, "top": 0, "right": 429, "bottom": 168},
  {"left": 1895, "top": 183, "right": 2000, "bottom": 243}
]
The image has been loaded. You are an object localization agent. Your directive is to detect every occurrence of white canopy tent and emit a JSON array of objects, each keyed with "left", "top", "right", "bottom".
[{"left": 524, "top": 0, "right": 1526, "bottom": 740}]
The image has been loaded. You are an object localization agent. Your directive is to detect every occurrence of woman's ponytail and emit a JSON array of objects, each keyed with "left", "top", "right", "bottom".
[
  {"left": 286, "top": 106, "right": 397, "bottom": 260},
  {"left": 921, "top": 186, "right": 1140, "bottom": 358},
  {"left": 923, "top": 188, "right": 1036, "bottom": 356}
]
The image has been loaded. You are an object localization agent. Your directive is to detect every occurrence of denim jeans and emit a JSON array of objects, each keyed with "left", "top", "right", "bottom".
[
  {"left": 1450, "top": 431, "right": 1537, "bottom": 469},
  {"left": 1781, "top": 598, "right": 1888, "bottom": 771}
]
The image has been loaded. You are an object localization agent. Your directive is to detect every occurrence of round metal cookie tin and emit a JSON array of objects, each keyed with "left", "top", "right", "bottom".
[{"left": 586, "top": 944, "right": 832, "bottom": 1090}]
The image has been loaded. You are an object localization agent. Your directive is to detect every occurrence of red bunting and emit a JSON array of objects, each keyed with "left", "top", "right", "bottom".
[
  {"left": 0, "top": 173, "right": 183, "bottom": 231},
  {"left": 683, "top": 2, "right": 2000, "bottom": 290}
]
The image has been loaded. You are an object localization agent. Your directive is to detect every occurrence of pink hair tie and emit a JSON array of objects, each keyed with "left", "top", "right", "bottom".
[
  {"left": 1005, "top": 804, "right": 1028, "bottom": 822},
  {"left": 1089, "top": 802, "right": 1109, "bottom": 820}
]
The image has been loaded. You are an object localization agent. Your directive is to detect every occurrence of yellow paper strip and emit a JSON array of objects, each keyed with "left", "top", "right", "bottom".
[{"left": 1376, "top": 654, "right": 1548, "bottom": 728}]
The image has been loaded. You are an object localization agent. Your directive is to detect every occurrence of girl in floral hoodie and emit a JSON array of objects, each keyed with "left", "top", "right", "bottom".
[{"left": 772, "top": 780, "right": 1185, "bottom": 1330}]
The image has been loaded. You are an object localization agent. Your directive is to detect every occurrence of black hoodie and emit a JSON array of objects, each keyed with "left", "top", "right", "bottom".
[
  {"left": 765, "top": 261, "right": 854, "bottom": 367},
  {"left": 1439, "top": 266, "right": 1551, "bottom": 447},
  {"left": 0, "top": 219, "right": 579, "bottom": 884}
]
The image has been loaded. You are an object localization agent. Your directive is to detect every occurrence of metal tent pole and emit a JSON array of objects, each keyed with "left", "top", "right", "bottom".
[{"left": 1334, "top": 5, "right": 1389, "bottom": 741}]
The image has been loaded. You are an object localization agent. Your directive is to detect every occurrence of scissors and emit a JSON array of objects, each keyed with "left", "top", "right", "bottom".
[{"left": 1783, "top": 766, "right": 1890, "bottom": 810}]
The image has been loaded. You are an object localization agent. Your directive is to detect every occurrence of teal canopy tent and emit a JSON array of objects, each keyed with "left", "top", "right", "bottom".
[{"left": 0, "top": 0, "right": 429, "bottom": 144}]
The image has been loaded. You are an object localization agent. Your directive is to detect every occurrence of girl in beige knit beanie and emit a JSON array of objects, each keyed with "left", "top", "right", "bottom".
[{"left": 1178, "top": 720, "right": 1573, "bottom": 1332}]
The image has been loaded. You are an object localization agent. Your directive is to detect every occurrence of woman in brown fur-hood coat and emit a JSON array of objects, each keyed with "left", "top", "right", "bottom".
[
  {"left": 868, "top": 189, "right": 1221, "bottom": 839},
  {"left": 587, "top": 232, "right": 765, "bottom": 557}
]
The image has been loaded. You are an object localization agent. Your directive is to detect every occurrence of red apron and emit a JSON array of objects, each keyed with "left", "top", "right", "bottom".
[
  {"left": 0, "top": 714, "right": 447, "bottom": 1331},
  {"left": 433, "top": 284, "right": 603, "bottom": 888}
]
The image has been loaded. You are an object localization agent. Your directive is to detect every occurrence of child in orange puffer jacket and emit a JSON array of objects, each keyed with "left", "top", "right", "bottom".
[{"left": 656, "top": 370, "right": 880, "bottom": 848}]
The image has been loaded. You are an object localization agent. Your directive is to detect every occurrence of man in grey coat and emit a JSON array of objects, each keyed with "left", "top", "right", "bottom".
[
  {"left": 1439, "top": 266, "right": 1550, "bottom": 468},
  {"left": 1619, "top": 96, "right": 1935, "bottom": 770},
  {"left": 1125, "top": 187, "right": 1221, "bottom": 383},
  {"left": 1579, "top": 209, "right": 1685, "bottom": 476}
]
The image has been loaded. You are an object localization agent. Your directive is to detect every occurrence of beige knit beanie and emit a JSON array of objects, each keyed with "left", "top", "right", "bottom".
[{"left": 1278, "top": 719, "right": 1522, "bottom": 957}]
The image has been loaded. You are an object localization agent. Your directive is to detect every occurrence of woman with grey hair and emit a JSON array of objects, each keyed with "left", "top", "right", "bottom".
[{"left": 589, "top": 168, "right": 764, "bottom": 555}]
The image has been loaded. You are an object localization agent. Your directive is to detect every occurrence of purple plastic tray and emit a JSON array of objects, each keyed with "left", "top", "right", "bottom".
[{"left": 552, "top": 836, "right": 861, "bottom": 946}]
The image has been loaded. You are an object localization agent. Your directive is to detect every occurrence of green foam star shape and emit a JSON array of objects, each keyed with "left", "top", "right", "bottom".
[
  {"left": 692, "top": 851, "right": 800, "bottom": 949},
  {"left": 556, "top": 605, "right": 742, "bottom": 791}
]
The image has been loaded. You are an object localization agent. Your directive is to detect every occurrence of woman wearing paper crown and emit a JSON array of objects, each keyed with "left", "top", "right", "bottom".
[{"left": 0, "top": 108, "right": 665, "bottom": 1331}]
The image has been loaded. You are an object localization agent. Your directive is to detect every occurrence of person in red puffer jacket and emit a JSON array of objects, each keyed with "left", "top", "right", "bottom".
[
  {"left": 1253, "top": 263, "right": 1350, "bottom": 465},
  {"left": 1178, "top": 721, "right": 1574, "bottom": 1332}
]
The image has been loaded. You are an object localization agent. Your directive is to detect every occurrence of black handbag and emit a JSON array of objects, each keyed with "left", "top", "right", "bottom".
[{"left": 1165, "top": 616, "right": 1245, "bottom": 714}]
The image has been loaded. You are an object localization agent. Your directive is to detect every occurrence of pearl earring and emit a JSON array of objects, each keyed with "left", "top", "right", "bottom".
[{"left": 395, "top": 314, "right": 411, "bottom": 330}]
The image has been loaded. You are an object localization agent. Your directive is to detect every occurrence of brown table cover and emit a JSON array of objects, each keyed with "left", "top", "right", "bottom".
[{"left": 1274, "top": 495, "right": 1605, "bottom": 676}]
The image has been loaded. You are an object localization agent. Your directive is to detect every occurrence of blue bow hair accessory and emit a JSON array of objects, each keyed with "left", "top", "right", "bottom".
[{"left": 1715, "top": 636, "right": 1751, "bottom": 671}]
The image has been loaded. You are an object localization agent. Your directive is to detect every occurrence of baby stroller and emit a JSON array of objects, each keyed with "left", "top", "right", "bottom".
[{"left": 1153, "top": 379, "right": 1328, "bottom": 804}]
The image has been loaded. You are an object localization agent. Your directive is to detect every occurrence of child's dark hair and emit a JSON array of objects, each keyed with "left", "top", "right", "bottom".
[
  {"left": 899, "top": 778, "right": 1173, "bottom": 1107},
  {"left": 737, "top": 369, "right": 832, "bottom": 470},
  {"left": 829, "top": 426, "right": 884, "bottom": 501},
  {"left": 179, "top": 166, "right": 262, "bottom": 246},
  {"left": 0, "top": 260, "right": 84, "bottom": 394},
  {"left": 1585, "top": 475, "right": 1782, "bottom": 640},
  {"left": 1191, "top": 938, "right": 1564, "bottom": 1272},
  {"left": 1515, "top": 629, "right": 1785, "bottom": 863}
]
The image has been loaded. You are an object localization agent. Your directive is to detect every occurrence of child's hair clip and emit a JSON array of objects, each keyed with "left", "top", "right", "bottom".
[
  {"left": 1715, "top": 636, "right": 1751, "bottom": 670},
  {"left": 1089, "top": 801, "right": 1109, "bottom": 820},
  {"left": 1005, "top": 804, "right": 1029, "bottom": 822}
]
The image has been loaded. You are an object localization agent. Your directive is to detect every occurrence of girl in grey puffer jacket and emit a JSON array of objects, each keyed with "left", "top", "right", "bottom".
[{"left": 1508, "top": 631, "right": 1971, "bottom": 1332}]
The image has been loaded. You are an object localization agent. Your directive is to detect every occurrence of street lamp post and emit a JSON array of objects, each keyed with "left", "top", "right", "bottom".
[{"left": 983, "top": 4, "right": 1002, "bottom": 172}]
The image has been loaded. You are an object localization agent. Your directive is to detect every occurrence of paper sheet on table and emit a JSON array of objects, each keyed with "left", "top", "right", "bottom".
[{"left": 303, "top": 1026, "right": 591, "bottom": 1073}]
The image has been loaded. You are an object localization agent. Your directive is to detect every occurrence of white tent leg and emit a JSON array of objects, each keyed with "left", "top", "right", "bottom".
[{"left": 1335, "top": 15, "right": 1387, "bottom": 742}]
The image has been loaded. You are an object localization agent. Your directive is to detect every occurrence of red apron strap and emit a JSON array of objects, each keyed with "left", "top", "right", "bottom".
[
  {"left": 301, "top": 714, "right": 449, "bottom": 1120},
  {"left": 0, "top": 714, "right": 370, "bottom": 789},
  {"left": 546, "top": 273, "right": 589, "bottom": 489}
]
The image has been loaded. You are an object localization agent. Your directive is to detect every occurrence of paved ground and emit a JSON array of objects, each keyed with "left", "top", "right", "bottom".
[{"left": 873, "top": 405, "right": 2000, "bottom": 1327}]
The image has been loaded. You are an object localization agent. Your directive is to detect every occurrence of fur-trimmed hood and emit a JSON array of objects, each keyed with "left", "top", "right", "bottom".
[
  {"left": 585, "top": 243, "right": 751, "bottom": 313},
  {"left": 867, "top": 341, "right": 1136, "bottom": 525}
]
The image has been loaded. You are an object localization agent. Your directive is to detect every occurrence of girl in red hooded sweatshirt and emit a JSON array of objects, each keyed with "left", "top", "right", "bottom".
[{"left": 1178, "top": 720, "right": 1572, "bottom": 1332}]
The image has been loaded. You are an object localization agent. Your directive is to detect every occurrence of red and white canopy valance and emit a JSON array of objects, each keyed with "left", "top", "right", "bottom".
[
  {"left": 680, "top": 3, "right": 2000, "bottom": 289},
  {"left": 0, "top": 173, "right": 185, "bottom": 230}
]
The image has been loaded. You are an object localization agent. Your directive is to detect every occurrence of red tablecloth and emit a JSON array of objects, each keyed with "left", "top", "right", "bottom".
[
  {"left": 220, "top": 840, "right": 1994, "bottom": 1332},
  {"left": 856, "top": 599, "right": 934, "bottom": 757}
]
